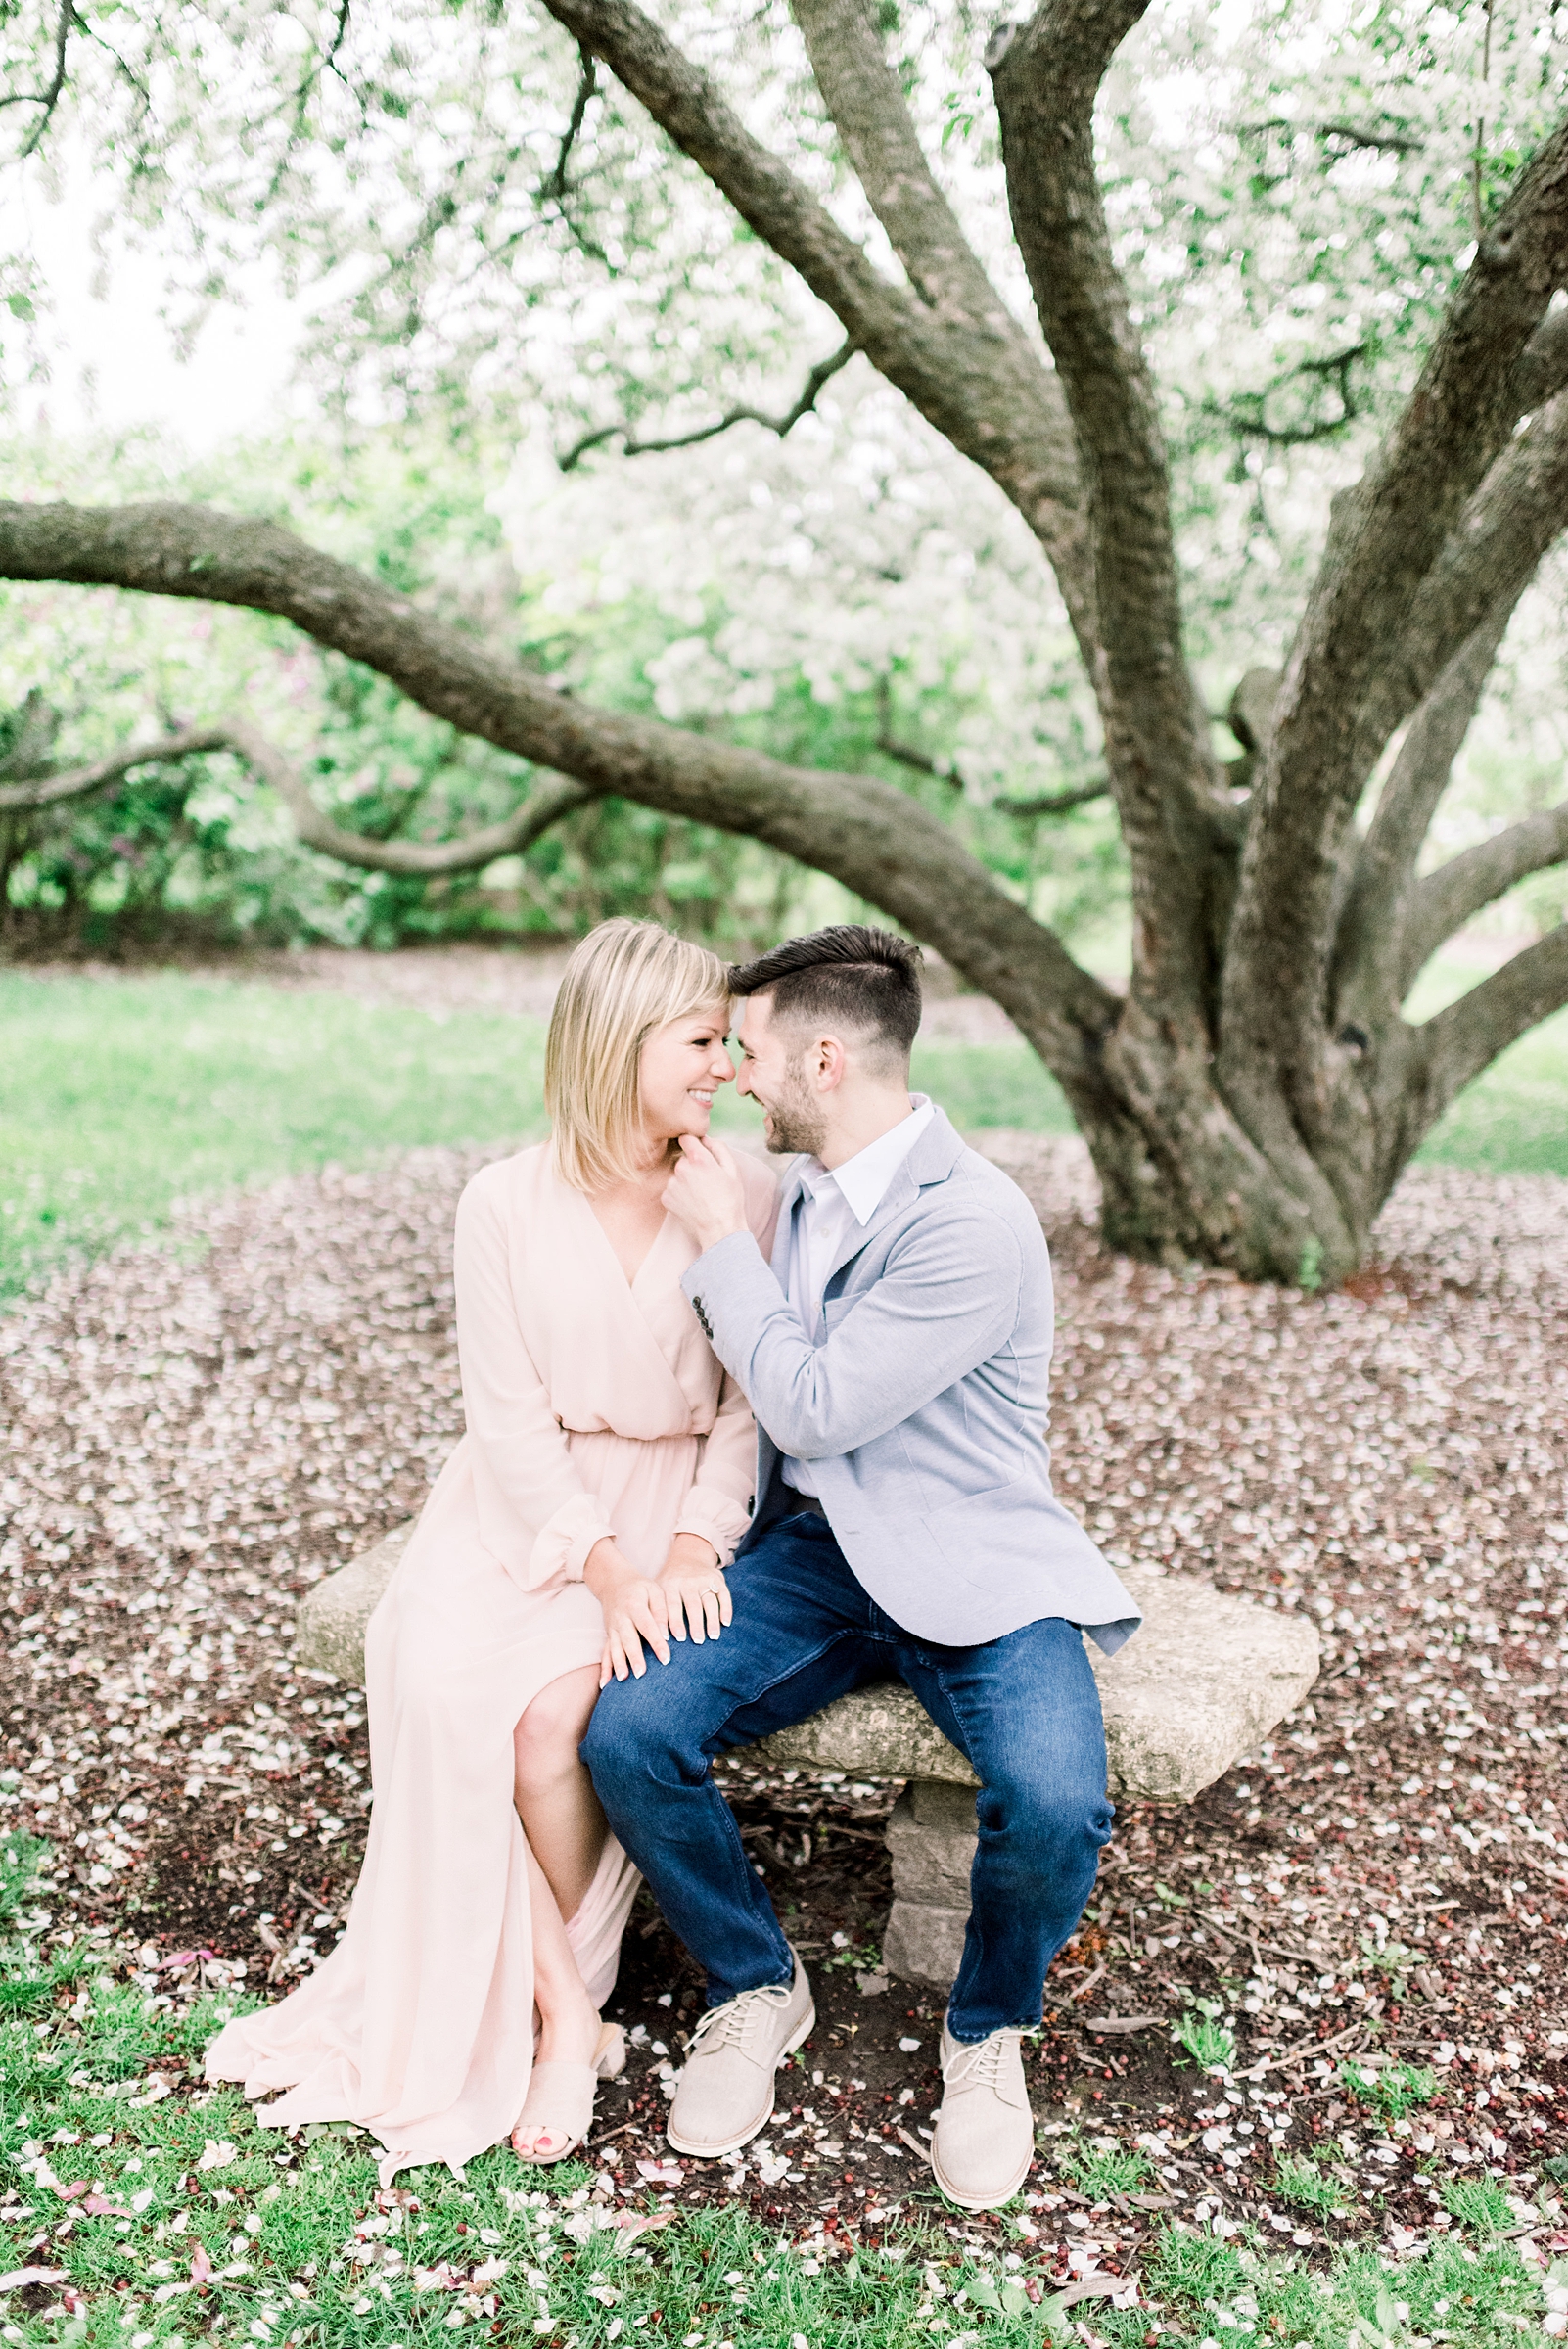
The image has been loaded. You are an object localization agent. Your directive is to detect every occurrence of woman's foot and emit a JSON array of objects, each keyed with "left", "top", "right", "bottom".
[{"left": 512, "top": 2007, "right": 623, "bottom": 2163}]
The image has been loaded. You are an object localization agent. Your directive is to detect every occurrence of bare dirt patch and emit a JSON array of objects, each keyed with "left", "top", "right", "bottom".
[{"left": 2, "top": 1136, "right": 1564, "bottom": 2261}]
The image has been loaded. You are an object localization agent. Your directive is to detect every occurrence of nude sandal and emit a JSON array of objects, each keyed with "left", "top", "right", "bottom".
[{"left": 511, "top": 2020, "right": 625, "bottom": 2166}]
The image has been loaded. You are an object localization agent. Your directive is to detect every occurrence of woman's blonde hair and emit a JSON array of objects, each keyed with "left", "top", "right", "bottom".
[{"left": 546, "top": 918, "right": 731, "bottom": 1192}]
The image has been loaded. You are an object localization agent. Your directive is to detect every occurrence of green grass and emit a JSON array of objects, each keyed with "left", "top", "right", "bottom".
[
  {"left": 1270, "top": 2154, "right": 1346, "bottom": 2218},
  {"left": 902, "top": 1041, "right": 1075, "bottom": 1135},
  {"left": 1174, "top": 2004, "right": 1237, "bottom": 2072},
  {"left": 0, "top": 974, "right": 1073, "bottom": 1303},
  {"left": 2, "top": 957, "right": 1562, "bottom": 1305},
  {"left": 1051, "top": 2135, "right": 1152, "bottom": 2200},
  {"left": 1339, "top": 2062, "right": 1439, "bottom": 2125},
  {"left": 1410, "top": 1007, "right": 1568, "bottom": 1177},
  {"left": 0, "top": 1815, "right": 1551, "bottom": 2349},
  {"left": 0, "top": 973, "right": 550, "bottom": 1303}
]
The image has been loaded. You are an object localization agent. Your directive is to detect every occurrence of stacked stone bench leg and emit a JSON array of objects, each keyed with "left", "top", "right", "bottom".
[{"left": 295, "top": 1527, "right": 1319, "bottom": 1988}]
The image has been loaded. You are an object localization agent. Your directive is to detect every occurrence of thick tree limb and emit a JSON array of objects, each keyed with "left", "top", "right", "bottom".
[
  {"left": 0, "top": 713, "right": 595, "bottom": 873},
  {"left": 1365, "top": 389, "right": 1568, "bottom": 763},
  {"left": 0, "top": 495, "right": 1116, "bottom": 1071},
  {"left": 1223, "top": 115, "right": 1568, "bottom": 1094},
  {"left": 1513, "top": 301, "right": 1568, "bottom": 413},
  {"left": 535, "top": 0, "right": 1097, "bottom": 648},
  {"left": 1407, "top": 925, "right": 1568, "bottom": 1136},
  {"left": 991, "top": 0, "right": 1222, "bottom": 1023},
  {"left": 1400, "top": 800, "right": 1568, "bottom": 990},
  {"left": 1333, "top": 604, "right": 1515, "bottom": 1024},
  {"left": 788, "top": 0, "right": 1020, "bottom": 336},
  {"left": 558, "top": 339, "right": 853, "bottom": 471}
]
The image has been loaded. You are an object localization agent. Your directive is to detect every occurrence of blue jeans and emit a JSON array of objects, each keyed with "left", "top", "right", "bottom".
[{"left": 582, "top": 1511, "right": 1113, "bottom": 2041}]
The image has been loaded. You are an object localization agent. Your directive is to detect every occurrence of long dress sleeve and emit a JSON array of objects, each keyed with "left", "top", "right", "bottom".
[
  {"left": 453, "top": 1168, "right": 617, "bottom": 1590},
  {"left": 669, "top": 1153, "right": 779, "bottom": 1566}
]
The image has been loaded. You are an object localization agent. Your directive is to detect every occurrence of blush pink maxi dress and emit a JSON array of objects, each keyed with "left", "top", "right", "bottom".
[{"left": 207, "top": 1140, "right": 779, "bottom": 2182}]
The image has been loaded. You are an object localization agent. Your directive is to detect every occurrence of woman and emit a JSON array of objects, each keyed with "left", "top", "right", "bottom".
[{"left": 207, "top": 920, "right": 778, "bottom": 2182}]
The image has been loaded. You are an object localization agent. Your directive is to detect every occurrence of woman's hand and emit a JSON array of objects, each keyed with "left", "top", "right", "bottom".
[
  {"left": 583, "top": 1538, "right": 673, "bottom": 1687},
  {"left": 659, "top": 1531, "right": 732, "bottom": 1646}
]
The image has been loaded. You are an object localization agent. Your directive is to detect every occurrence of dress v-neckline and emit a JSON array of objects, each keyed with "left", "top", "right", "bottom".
[{"left": 581, "top": 1191, "right": 671, "bottom": 1295}]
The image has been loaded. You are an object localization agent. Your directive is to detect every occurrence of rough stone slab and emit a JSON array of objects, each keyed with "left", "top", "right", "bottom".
[
  {"left": 750, "top": 1566, "right": 1320, "bottom": 1805},
  {"left": 294, "top": 1522, "right": 414, "bottom": 1685},
  {"left": 888, "top": 1782, "right": 975, "bottom": 1909},
  {"left": 295, "top": 1536, "right": 1319, "bottom": 1805},
  {"left": 882, "top": 1897, "right": 969, "bottom": 1988}
]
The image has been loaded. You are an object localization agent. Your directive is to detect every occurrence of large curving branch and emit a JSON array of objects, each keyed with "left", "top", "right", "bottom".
[
  {"left": 1223, "top": 116, "right": 1568, "bottom": 1088},
  {"left": 1365, "top": 391, "right": 1568, "bottom": 756},
  {"left": 1513, "top": 302, "right": 1568, "bottom": 414},
  {"left": 991, "top": 0, "right": 1222, "bottom": 1024},
  {"left": 1406, "top": 924, "right": 1568, "bottom": 1143},
  {"left": 0, "top": 715, "right": 596, "bottom": 873},
  {"left": 0, "top": 495, "right": 1117, "bottom": 1074},
  {"left": 1332, "top": 602, "right": 1516, "bottom": 1024},
  {"left": 0, "top": 724, "right": 234, "bottom": 812},
  {"left": 1400, "top": 798, "right": 1568, "bottom": 991},
  {"left": 535, "top": 0, "right": 1096, "bottom": 649}
]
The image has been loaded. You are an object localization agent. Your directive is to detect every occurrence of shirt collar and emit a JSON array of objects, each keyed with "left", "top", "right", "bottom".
[{"left": 801, "top": 1096, "right": 934, "bottom": 1225}]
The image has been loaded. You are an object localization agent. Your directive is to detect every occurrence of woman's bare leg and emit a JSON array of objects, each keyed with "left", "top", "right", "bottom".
[
  {"left": 514, "top": 1838, "right": 604, "bottom": 2160},
  {"left": 513, "top": 1664, "right": 607, "bottom": 1923}
]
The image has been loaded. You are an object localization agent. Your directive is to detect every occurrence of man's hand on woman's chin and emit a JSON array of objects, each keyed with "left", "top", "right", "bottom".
[{"left": 662, "top": 1133, "right": 748, "bottom": 1253}]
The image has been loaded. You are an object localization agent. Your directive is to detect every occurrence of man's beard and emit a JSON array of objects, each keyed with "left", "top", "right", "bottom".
[{"left": 761, "top": 1064, "right": 829, "bottom": 1159}]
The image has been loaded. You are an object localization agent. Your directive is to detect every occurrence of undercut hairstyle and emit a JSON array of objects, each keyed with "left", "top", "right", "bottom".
[
  {"left": 728, "top": 925, "right": 923, "bottom": 1067},
  {"left": 546, "top": 918, "right": 730, "bottom": 1193}
]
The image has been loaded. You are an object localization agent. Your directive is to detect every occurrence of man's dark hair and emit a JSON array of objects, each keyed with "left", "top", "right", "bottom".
[{"left": 728, "top": 925, "right": 923, "bottom": 1063}]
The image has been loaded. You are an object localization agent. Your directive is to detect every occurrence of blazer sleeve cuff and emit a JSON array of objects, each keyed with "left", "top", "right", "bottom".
[
  {"left": 670, "top": 1488, "right": 751, "bottom": 1570},
  {"left": 529, "top": 1492, "right": 618, "bottom": 1587},
  {"left": 680, "top": 1230, "right": 782, "bottom": 1366}
]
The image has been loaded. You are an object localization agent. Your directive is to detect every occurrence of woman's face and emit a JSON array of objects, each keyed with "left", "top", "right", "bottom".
[{"left": 637, "top": 1002, "right": 736, "bottom": 1148}]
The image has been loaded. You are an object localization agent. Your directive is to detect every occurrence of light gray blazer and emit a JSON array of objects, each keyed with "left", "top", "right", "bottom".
[{"left": 683, "top": 1107, "right": 1140, "bottom": 1653}]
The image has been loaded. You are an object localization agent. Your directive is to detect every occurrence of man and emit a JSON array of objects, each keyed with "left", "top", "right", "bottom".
[{"left": 582, "top": 925, "right": 1138, "bottom": 2211}]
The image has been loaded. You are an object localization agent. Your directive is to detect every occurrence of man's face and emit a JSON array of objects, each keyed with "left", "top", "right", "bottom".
[{"left": 734, "top": 993, "right": 830, "bottom": 1158}]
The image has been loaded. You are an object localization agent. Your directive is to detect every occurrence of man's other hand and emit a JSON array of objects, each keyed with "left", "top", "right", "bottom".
[{"left": 659, "top": 1531, "right": 732, "bottom": 1645}]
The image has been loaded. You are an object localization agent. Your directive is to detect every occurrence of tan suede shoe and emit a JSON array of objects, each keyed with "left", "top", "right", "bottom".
[
  {"left": 667, "top": 1954, "right": 815, "bottom": 2159},
  {"left": 931, "top": 2021, "right": 1034, "bottom": 2211}
]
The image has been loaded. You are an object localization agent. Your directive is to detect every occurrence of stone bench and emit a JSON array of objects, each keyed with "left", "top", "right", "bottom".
[{"left": 295, "top": 1526, "right": 1319, "bottom": 1986}]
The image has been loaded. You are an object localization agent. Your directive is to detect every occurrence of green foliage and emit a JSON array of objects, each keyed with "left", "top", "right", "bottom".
[
  {"left": 0, "top": 420, "right": 1131, "bottom": 959},
  {"left": 1174, "top": 2001, "right": 1236, "bottom": 2072},
  {"left": 1338, "top": 2061, "right": 1438, "bottom": 2123}
]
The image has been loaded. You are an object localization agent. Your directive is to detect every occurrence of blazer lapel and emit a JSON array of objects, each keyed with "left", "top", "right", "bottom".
[
  {"left": 818, "top": 1108, "right": 966, "bottom": 1299},
  {"left": 770, "top": 1155, "right": 809, "bottom": 1284}
]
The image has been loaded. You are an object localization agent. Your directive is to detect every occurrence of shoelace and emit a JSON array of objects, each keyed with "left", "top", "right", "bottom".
[
  {"left": 946, "top": 2029, "right": 1020, "bottom": 2092},
  {"left": 686, "top": 1979, "right": 792, "bottom": 2057}
]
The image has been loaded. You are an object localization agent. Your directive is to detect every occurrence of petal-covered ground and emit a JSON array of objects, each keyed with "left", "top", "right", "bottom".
[{"left": 1, "top": 1135, "right": 1564, "bottom": 2282}]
